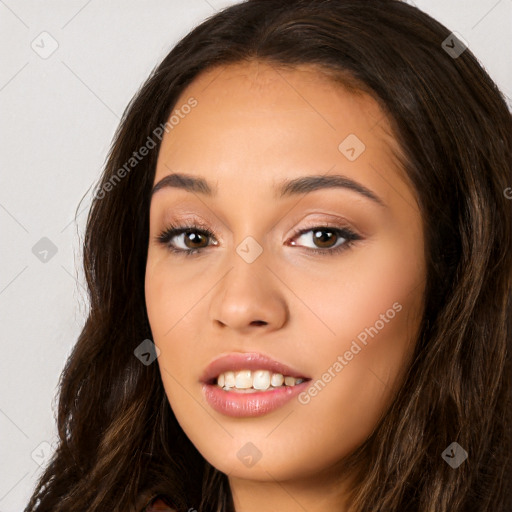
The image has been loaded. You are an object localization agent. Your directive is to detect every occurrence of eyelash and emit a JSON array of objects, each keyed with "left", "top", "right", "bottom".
[{"left": 155, "top": 221, "right": 362, "bottom": 258}]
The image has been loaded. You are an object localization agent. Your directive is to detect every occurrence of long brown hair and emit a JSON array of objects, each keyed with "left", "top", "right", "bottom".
[{"left": 25, "top": 1, "right": 512, "bottom": 510}]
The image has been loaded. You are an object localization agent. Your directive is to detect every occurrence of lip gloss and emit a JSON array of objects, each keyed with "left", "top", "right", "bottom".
[{"left": 202, "top": 380, "right": 309, "bottom": 417}]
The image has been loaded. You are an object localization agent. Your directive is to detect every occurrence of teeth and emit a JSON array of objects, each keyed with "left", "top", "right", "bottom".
[
  {"left": 224, "top": 371, "right": 235, "bottom": 388},
  {"left": 284, "top": 376, "right": 295, "bottom": 386},
  {"left": 215, "top": 370, "right": 305, "bottom": 391},
  {"left": 271, "top": 373, "right": 284, "bottom": 387},
  {"left": 270, "top": 373, "right": 284, "bottom": 388},
  {"left": 253, "top": 370, "right": 270, "bottom": 390},
  {"left": 235, "top": 370, "right": 252, "bottom": 389}
]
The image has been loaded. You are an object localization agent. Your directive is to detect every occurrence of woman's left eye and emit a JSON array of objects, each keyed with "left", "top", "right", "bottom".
[
  {"left": 155, "top": 223, "right": 361, "bottom": 257},
  {"left": 289, "top": 226, "right": 361, "bottom": 255}
]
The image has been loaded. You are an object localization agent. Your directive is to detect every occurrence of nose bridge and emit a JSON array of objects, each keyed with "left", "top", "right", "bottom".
[{"left": 208, "top": 239, "right": 288, "bottom": 330}]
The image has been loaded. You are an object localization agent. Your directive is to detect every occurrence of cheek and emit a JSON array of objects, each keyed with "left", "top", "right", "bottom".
[
  {"left": 290, "top": 234, "right": 424, "bottom": 438},
  {"left": 145, "top": 263, "right": 202, "bottom": 435},
  {"left": 145, "top": 255, "right": 210, "bottom": 394},
  {"left": 292, "top": 230, "right": 424, "bottom": 362},
  {"left": 145, "top": 254, "right": 209, "bottom": 342},
  {"left": 290, "top": 307, "right": 419, "bottom": 471},
  {"left": 145, "top": 257, "right": 194, "bottom": 387}
]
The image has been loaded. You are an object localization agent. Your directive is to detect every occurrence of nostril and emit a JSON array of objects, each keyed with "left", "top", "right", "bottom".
[{"left": 251, "top": 320, "right": 267, "bottom": 326}]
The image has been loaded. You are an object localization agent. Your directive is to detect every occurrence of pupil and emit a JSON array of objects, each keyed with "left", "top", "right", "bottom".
[
  {"left": 314, "top": 230, "right": 336, "bottom": 248},
  {"left": 186, "top": 232, "right": 205, "bottom": 248}
]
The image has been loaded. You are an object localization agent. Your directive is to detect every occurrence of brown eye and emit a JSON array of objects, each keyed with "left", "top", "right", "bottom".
[
  {"left": 311, "top": 229, "right": 339, "bottom": 249},
  {"left": 289, "top": 225, "right": 361, "bottom": 256},
  {"left": 156, "top": 223, "right": 217, "bottom": 256},
  {"left": 292, "top": 227, "right": 348, "bottom": 250},
  {"left": 181, "top": 231, "right": 209, "bottom": 249}
]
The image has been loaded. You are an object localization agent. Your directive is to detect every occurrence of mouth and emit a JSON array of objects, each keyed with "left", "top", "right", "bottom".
[
  {"left": 200, "top": 352, "right": 312, "bottom": 417},
  {"left": 211, "top": 369, "right": 306, "bottom": 392}
]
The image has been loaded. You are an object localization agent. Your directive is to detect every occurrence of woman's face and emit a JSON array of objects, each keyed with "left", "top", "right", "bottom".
[{"left": 145, "top": 61, "right": 426, "bottom": 486}]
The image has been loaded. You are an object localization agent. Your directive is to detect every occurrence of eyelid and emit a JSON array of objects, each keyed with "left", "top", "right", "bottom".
[
  {"left": 159, "top": 214, "right": 360, "bottom": 242},
  {"left": 283, "top": 215, "right": 360, "bottom": 240},
  {"left": 161, "top": 215, "right": 224, "bottom": 238}
]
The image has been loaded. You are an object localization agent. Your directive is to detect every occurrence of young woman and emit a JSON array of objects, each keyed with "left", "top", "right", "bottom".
[{"left": 25, "top": 1, "right": 511, "bottom": 511}]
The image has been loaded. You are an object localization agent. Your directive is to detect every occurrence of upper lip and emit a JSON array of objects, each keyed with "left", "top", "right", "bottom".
[{"left": 200, "top": 352, "right": 311, "bottom": 384}]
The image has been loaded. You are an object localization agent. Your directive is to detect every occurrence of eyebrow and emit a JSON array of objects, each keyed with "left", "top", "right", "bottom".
[{"left": 151, "top": 172, "right": 386, "bottom": 208}]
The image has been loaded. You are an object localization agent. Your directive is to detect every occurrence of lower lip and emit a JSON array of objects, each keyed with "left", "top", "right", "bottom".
[{"left": 202, "top": 381, "right": 310, "bottom": 417}]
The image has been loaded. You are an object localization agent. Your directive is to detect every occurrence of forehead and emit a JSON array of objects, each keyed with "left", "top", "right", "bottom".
[
  {"left": 153, "top": 60, "right": 412, "bottom": 205},
  {"left": 180, "top": 60, "right": 380, "bottom": 112}
]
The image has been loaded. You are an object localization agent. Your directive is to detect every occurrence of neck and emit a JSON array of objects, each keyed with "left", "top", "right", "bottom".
[{"left": 228, "top": 462, "right": 355, "bottom": 512}]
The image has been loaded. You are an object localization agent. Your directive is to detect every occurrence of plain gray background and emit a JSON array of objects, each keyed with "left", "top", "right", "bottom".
[{"left": 0, "top": 1, "right": 511, "bottom": 510}]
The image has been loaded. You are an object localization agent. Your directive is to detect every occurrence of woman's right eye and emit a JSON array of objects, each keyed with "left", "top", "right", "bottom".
[{"left": 155, "top": 223, "right": 218, "bottom": 257}]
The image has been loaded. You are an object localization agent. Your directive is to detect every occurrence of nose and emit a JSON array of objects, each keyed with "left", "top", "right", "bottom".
[{"left": 208, "top": 252, "right": 289, "bottom": 334}]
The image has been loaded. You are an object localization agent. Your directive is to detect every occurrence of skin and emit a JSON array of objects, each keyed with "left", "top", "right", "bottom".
[{"left": 145, "top": 60, "right": 426, "bottom": 511}]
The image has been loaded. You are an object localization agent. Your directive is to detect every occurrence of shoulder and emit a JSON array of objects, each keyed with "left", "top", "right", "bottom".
[{"left": 144, "top": 497, "right": 177, "bottom": 511}]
